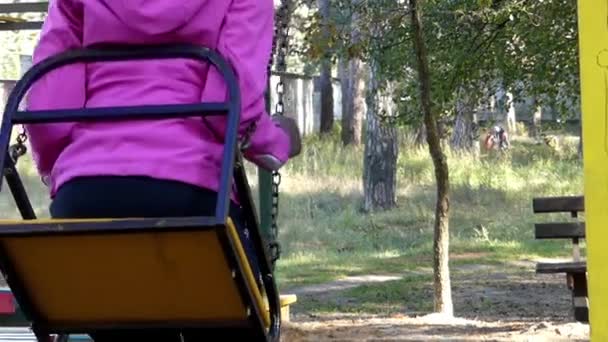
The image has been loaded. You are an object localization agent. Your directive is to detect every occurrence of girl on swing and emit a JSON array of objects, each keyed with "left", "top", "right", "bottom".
[{"left": 24, "top": 0, "right": 301, "bottom": 341}]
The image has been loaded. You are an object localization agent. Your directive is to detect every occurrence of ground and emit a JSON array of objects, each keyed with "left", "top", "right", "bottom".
[
  {"left": 280, "top": 259, "right": 590, "bottom": 341},
  {"left": 283, "top": 316, "right": 588, "bottom": 341}
]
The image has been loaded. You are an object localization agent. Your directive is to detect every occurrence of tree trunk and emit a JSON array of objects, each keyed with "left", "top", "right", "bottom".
[
  {"left": 339, "top": 58, "right": 352, "bottom": 141},
  {"left": 349, "top": 58, "right": 365, "bottom": 146},
  {"left": 530, "top": 99, "right": 542, "bottom": 139},
  {"left": 340, "top": 56, "right": 364, "bottom": 146},
  {"left": 415, "top": 124, "right": 427, "bottom": 146},
  {"left": 409, "top": 0, "right": 453, "bottom": 316},
  {"left": 318, "top": 0, "right": 334, "bottom": 134},
  {"left": 450, "top": 111, "right": 476, "bottom": 153},
  {"left": 450, "top": 93, "right": 478, "bottom": 155},
  {"left": 346, "top": 0, "right": 364, "bottom": 146},
  {"left": 363, "top": 60, "right": 398, "bottom": 212},
  {"left": 320, "top": 61, "right": 334, "bottom": 134}
]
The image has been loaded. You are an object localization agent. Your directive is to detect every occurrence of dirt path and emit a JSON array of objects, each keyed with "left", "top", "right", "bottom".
[
  {"left": 281, "top": 260, "right": 590, "bottom": 341},
  {"left": 290, "top": 275, "right": 404, "bottom": 296},
  {"left": 282, "top": 315, "right": 588, "bottom": 341}
]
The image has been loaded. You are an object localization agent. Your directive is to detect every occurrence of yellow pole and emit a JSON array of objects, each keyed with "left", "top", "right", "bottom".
[{"left": 578, "top": 1, "right": 608, "bottom": 339}]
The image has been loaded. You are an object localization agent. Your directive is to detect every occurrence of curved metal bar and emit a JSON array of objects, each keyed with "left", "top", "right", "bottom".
[
  {"left": 232, "top": 153, "right": 281, "bottom": 341},
  {"left": 0, "top": 43, "right": 241, "bottom": 223},
  {"left": 0, "top": 43, "right": 281, "bottom": 340}
]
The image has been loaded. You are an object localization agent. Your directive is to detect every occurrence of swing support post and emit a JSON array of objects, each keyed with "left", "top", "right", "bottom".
[
  {"left": 258, "top": 171, "right": 274, "bottom": 249},
  {"left": 578, "top": 0, "right": 608, "bottom": 338}
]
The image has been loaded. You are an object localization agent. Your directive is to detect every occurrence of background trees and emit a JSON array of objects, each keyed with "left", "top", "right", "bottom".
[{"left": 301, "top": 0, "right": 580, "bottom": 317}]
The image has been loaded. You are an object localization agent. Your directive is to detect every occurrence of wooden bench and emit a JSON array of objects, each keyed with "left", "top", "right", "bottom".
[{"left": 533, "top": 195, "right": 588, "bottom": 323}]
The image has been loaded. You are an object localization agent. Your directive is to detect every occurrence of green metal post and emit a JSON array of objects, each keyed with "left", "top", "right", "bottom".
[
  {"left": 259, "top": 85, "right": 274, "bottom": 244},
  {"left": 258, "top": 170, "right": 273, "bottom": 243}
]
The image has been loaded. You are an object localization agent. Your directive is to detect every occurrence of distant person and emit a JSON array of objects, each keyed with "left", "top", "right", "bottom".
[{"left": 484, "top": 125, "right": 510, "bottom": 151}]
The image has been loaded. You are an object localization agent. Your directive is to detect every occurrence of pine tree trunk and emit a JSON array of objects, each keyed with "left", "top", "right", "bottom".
[
  {"left": 363, "top": 60, "right": 398, "bottom": 212},
  {"left": 320, "top": 61, "right": 334, "bottom": 134},
  {"left": 409, "top": 0, "right": 453, "bottom": 316},
  {"left": 450, "top": 94, "right": 478, "bottom": 155},
  {"left": 340, "top": 57, "right": 364, "bottom": 146},
  {"left": 318, "top": 0, "right": 334, "bottom": 134},
  {"left": 339, "top": 58, "right": 352, "bottom": 142}
]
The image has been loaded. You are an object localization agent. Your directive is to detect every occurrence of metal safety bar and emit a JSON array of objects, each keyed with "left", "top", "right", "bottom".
[
  {"left": 0, "top": 2, "right": 47, "bottom": 31},
  {"left": 0, "top": 43, "right": 241, "bottom": 223}
]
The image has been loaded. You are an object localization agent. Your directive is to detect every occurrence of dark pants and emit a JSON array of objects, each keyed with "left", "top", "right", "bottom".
[{"left": 50, "top": 176, "right": 261, "bottom": 342}]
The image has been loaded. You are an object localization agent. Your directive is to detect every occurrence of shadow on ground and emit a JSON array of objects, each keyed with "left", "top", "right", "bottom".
[{"left": 282, "top": 316, "right": 588, "bottom": 341}]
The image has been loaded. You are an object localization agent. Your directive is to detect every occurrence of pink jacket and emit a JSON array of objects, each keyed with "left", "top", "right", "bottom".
[{"left": 25, "top": 0, "right": 290, "bottom": 198}]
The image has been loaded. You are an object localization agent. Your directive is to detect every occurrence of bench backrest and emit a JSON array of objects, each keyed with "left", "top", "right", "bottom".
[
  {"left": 533, "top": 196, "right": 584, "bottom": 216},
  {"left": 533, "top": 195, "right": 585, "bottom": 261}
]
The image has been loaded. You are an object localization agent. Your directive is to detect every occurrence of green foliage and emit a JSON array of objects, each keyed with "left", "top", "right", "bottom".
[{"left": 300, "top": 0, "right": 580, "bottom": 125}]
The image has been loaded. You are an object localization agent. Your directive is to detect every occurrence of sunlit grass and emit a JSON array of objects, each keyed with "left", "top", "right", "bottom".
[{"left": 274, "top": 130, "right": 583, "bottom": 290}]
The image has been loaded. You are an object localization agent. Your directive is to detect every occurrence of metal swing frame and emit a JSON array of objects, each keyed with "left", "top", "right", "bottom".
[
  {"left": 0, "top": 43, "right": 281, "bottom": 342},
  {"left": 0, "top": 0, "right": 293, "bottom": 269},
  {"left": 0, "top": 3, "right": 295, "bottom": 338}
]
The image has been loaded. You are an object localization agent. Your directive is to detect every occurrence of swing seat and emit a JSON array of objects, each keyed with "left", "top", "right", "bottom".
[
  {"left": 0, "top": 217, "right": 273, "bottom": 340},
  {"left": 0, "top": 44, "right": 283, "bottom": 341}
]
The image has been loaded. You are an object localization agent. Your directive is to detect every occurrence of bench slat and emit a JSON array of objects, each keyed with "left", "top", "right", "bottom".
[
  {"left": 535, "top": 222, "right": 585, "bottom": 239},
  {"left": 536, "top": 261, "right": 586, "bottom": 274},
  {"left": 533, "top": 196, "right": 584, "bottom": 213}
]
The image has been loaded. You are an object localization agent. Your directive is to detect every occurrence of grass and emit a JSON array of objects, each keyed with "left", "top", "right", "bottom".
[
  {"left": 268, "top": 129, "right": 583, "bottom": 315},
  {"left": 274, "top": 130, "right": 581, "bottom": 256},
  {"left": 0, "top": 128, "right": 584, "bottom": 316}
]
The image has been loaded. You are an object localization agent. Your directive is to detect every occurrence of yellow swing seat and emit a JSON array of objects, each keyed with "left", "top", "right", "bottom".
[{"left": 0, "top": 217, "right": 272, "bottom": 339}]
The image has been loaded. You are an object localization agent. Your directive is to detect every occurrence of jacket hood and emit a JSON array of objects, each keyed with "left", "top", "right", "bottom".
[{"left": 102, "top": 0, "right": 206, "bottom": 35}]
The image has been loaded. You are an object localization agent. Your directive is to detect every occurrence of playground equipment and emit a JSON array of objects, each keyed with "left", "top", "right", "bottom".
[
  {"left": 0, "top": 1, "right": 292, "bottom": 267},
  {"left": 538, "top": 0, "right": 608, "bottom": 338},
  {"left": 578, "top": 0, "right": 608, "bottom": 339},
  {"left": 0, "top": 44, "right": 281, "bottom": 342},
  {"left": 0, "top": 1, "right": 298, "bottom": 341}
]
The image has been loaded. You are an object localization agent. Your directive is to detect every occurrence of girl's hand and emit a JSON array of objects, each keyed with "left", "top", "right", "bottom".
[{"left": 272, "top": 115, "right": 301, "bottom": 158}]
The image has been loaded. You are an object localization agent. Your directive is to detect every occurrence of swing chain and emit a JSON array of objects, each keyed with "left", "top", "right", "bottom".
[
  {"left": 9, "top": 127, "right": 28, "bottom": 164},
  {"left": 269, "top": 169, "right": 281, "bottom": 262},
  {"left": 267, "top": 0, "right": 292, "bottom": 264}
]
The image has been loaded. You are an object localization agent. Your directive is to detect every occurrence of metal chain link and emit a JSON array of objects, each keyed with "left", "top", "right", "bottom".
[
  {"left": 8, "top": 126, "right": 28, "bottom": 164},
  {"left": 267, "top": 0, "right": 292, "bottom": 264}
]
